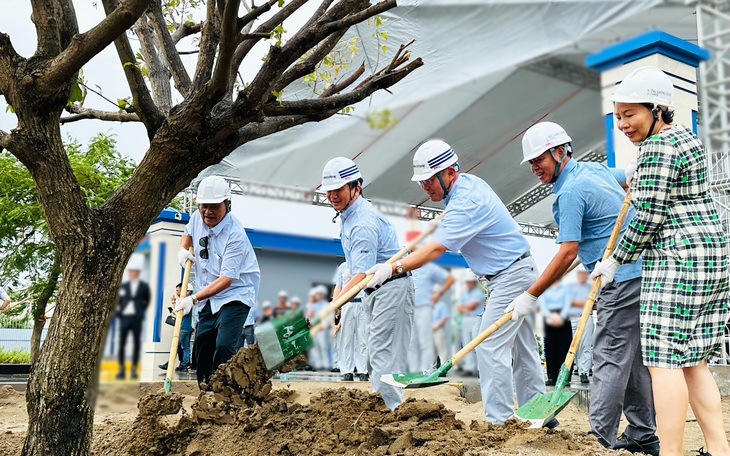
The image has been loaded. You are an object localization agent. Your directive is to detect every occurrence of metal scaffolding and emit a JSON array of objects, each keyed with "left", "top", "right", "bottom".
[{"left": 697, "top": 0, "right": 730, "bottom": 364}]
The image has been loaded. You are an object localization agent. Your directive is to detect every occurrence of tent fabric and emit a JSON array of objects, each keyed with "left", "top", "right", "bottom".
[{"left": 208, "top": 0, "right": 695, "bottom": 229}]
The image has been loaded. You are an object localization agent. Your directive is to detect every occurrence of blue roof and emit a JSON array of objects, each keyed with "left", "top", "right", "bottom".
[{"left": 586, "top": 30, "right": 709, "bottom": 71}]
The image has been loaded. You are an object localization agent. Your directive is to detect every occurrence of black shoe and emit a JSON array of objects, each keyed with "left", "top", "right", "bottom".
[
  {"left": 130, "top": 368, "right": 138, "bottom": 380},
  {"left": 301, "top": 365, "right": 314, "bottom": 371},
  {"left": 543, "top": 418, "right": 559, "bottom": 429},
  {"left": 615, "top": 434, "right": 660, "bottom": 456},
  {"left": 358, "top": 373, "right": 369, "bottom": 381},
  {"left": 330, "top": 367, "right": 341, "bottom": 373},
  {"left": 174, "top": 364, "right": 188, "bottom": 372},
  {"left": 158, "top": 362, "right": 168, "bottom": 370},
  {"left": 342, "top": 373, "right": 354, "bottom": 381},
  {"left": 695, "top": 448, "right": 712, "bottom": 456},
  {"left": 545, "top": 378, "right": 556, "bottom": 386},
  {"left": 115, "top": 371, "right": 125, "bottom": 380},
  {"left": 580, "top": 374, "right": 589, "bottom": 384}
]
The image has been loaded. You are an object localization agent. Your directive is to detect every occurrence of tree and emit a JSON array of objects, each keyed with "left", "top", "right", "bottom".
[
  {"left": 0, "top": 1, "right": 421, "bottom": 454},
  {"left": 0, "top": 134, "right": 136, "bottom": 364}
]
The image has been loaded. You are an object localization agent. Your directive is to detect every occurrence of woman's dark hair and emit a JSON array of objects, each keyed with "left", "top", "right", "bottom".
[{"left": 642, "top": 103, "right": 674, "bottom": 124}]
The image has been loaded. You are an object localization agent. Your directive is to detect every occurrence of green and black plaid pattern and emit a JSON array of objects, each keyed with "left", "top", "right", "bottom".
[{"left": 613, "top": 126, "right": 730, "bottom": 368}]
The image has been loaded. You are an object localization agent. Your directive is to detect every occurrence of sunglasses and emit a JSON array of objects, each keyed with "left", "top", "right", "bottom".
[{"left": 199, "top": 236, "right": 209, "bottom": 259}]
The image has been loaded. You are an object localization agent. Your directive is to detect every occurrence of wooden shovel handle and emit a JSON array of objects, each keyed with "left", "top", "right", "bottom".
[
  {"left": 309, "top": 213, "right": 443, "bottom": 336},
  {"left": 166, "top": 247, "right": 194, "bottom": 384},
  {"left": 563, "top": 191, "right": 632, "bottom": 369},
  {"left": 450, "top": 257, "right": 582, "bottom": 366}
]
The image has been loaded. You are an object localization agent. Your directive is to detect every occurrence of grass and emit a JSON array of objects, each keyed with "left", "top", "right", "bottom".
[{"left": 0, "top": 347, "right": 31, "bottom": 364}]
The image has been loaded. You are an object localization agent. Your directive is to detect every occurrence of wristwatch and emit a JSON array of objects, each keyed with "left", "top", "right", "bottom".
[{"left": 394, "top": 261, "right": 404, "bottom": 275}]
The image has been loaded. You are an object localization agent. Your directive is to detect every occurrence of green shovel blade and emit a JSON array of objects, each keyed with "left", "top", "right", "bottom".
[
  {"left": 380, "top": 359, "right": 453, "bottom": 389},
  {"left": 255, "top": 308, "right": 313, "bottom": 370},
  {"left": 515, "top": 364, "right": 575, "bottom": 423}
]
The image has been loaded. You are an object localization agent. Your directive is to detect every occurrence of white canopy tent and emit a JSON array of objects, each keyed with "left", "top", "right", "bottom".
[{"left": 207, "top": 0, "right": 698, "bottom": 230}]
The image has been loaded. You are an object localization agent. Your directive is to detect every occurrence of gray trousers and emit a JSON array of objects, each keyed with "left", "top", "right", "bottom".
[
  {"left": 364, "top": 275, "right": 414, "bottom": 410},
  {"left": 570, "top": 313, "right": 594, "bottom": 376},
  {"left": 408, "top": 305, "right": 435, "bottom": 372},
  {"left": 479, "top": 256, "right": 544, "bottom": 423},
  {"left": 338, "top": 301, "right": 359, "bottom": 374},
  {"left": 590, "top": 278, "right": 656, "bottom": 448},
  {"left": 460, "top": 314, "right": 481, "bottom": 373}
]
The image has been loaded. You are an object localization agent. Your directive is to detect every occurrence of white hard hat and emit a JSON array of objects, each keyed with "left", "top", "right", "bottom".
[
  {"left": 321, "top": 157, "right": 362, "bottom": 191},
  {"left": 262, "top": 300, "right": 272, "bottom": 309},
  {"left": 278, "top": 290, "right": 288, "bottom": 298},
  {"left": 411, "top": 140, "right": 459, "bottom": 182},
  {"left": 187, "top": 282, "right": 194, "bottom": 291},
  {"left": 196, "top": 176, "right": 231, "bottom": 204},
  {"left": 521, "top": 122, "right": 572, "bottom": 164},
  {"left": 609, "top": 66, "right": 673, "bottom": 107},
  {"left": 315, "top": 285, "right": 329, "bottom": 296},
  {"left": 290, "top": 296, "right": 301, "bottom": 303}
]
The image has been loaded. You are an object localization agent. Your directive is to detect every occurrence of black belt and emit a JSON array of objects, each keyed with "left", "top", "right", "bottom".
[
  {"left": 364, "top": 271, "right": 411, "bottom": 295},
  {"left": 483, "top": 251, "right": 532, "bottom": 281}
]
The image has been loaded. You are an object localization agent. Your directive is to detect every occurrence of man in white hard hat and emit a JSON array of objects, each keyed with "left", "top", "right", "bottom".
[
  {"left": 321, "top": 157, "right": 414, "bottom": 409},
  {"left": 565, "top": 266, "right": 594, "bottom": 384},
  {"left": 174, "top": 175, "right": 260, "bottom": 389},
  {"left": 409, "top": 261, "right": 454, "bottom": 373},
  {"left": 114, "top": 260, "right": 150, "bottom": 380},
  {"left": 308, "top": 285, "right": 331, "bottom": 370},
  {"left": 454, "top": 271, "right": 483, "bottom": 376},
  {"left": 367, "top": 140, "right": 544, "bottom": 425},
  {"left": 333, "top": 261, "right": 368, "bottom": 381},
  {"left": 515, "top": 122, "right": 657, "bottom": 454}
]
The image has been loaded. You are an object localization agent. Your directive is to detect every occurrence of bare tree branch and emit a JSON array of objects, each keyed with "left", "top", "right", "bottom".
[
  {"left": 192, "top": 0, "right": 220, "bottom": 92},
  {"left": 61, "top": 105, "right": 140, "bottom": 124},
  {"left": 101, "top": 0, "right": 164, "bottom": 135},
  {"left": 30, "top": 0, "right": 79, "bottom": 57},
  {"left": 40, "top": 0, "right": 150, "bottom": 93},
  {"left": 134, "top": 14, "right": 172, "bottom": 114},
  {"left": 0, "top": 32, "right": 21, "bottom": 94},
  {"left": 319, "top": 62, "right": 365, "bottom": 98},
  {"left": 207, "top": 0, "right": 241, "bottom": 101},
  {"left": 273, "top": 31, "right": 345, "bottom": 93},
  {"left": 171, "top": 21, "right": 203, "bottom": 44},
  {"left": 238, "top": 0, "right": 279, "bottom": 31},
  {"left": 148, "top": 2, "right": 192, "bottom": 97},
  {"left": 262, "top": 57, "right": 422, "bottom": 117}
]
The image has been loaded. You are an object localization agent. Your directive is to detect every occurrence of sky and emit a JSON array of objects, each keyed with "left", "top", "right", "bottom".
[{"left": 0, "top": 1, "right": 565, "bottom": 283}]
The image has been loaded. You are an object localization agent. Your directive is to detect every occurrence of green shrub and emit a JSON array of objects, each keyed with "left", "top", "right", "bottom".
[{"left": 0, "top": 347, "right": 30, "bottom": 363}]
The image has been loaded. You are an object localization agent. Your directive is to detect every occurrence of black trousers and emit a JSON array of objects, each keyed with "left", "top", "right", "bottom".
[
  {"left": 195, "top": 300, "right": 249, "bottom": 387},
  {"left": 118, "top": 316, "right": 142, "bottom": 369},
  {"left": 543, "top": 313, "right": 572, "bottom": 381}
]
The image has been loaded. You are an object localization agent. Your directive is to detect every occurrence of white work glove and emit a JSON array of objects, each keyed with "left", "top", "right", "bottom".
[
  {"left": 178, "top": 247, "right": 195, "bottom": 268},
  {"left": 366, "top": 263, "right": 393, "bottom": 288},
  {"left": 504, "top": 291, "right": 537, "bottom": 321},
  {"left": 342, "top": 267, "right": 352, "bottom": 284},
  {"left": 590, "top": 256, "right": 620, "bottom": 285},
  {"left": 173, "top": 295, "right": 196, "bottom": 316},
  {"left": 624, "top": 160, "right": 638, "bottom": 186}
]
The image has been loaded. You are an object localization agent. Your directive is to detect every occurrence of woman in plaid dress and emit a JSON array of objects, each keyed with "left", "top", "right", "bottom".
[{"left": 592, "top": 66, "right": 730, "bottom": 456}]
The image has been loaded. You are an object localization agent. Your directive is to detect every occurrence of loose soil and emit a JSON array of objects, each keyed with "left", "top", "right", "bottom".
[{"left": 0, "top": 346, "right": 726, "bottom": 455}]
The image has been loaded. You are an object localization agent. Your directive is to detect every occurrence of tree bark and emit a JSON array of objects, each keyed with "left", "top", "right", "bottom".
[{"left": 29, "top": 252, "right": 61, "bottom": 366}]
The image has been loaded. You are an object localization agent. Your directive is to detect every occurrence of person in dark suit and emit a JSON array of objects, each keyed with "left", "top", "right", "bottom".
[{"left": 115, "top": 264, "right": 150, "bottom": 380}]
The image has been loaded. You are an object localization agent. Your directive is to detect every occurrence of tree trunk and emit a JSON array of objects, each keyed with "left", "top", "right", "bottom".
[
  {"left": 23, "top": 247, "right": 130, "bottom": 455},
  {"left": 29, "top": 252, "right": 61, "bottom": 365}
]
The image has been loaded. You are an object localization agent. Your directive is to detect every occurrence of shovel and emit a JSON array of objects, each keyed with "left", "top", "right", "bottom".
[
  {"left": 164, "top": 247, "right": 194, "bottom": 393},
  {"left": 255, "top": 215, "right": 443, "bottom": 370},
  {"left": 514, "top": 191, "right": 632, "bottom": 427},
  {"left": 380, "top": 257, "right": 582, "bottom": 389}
]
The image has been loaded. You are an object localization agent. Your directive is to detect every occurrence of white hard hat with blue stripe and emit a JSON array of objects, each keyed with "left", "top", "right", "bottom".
[
  {"left": 321, "top": 157, "right": 363, "bottom": 191},
  {"left": 411, "top": 140, "right": 459, "bottom": 182}
]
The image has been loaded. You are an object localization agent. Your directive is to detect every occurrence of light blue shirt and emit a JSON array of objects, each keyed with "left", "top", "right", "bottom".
[
  {"left": 537, "top": 284, "right": 570, "bottom": 319},
  {"left": 413, "top": 262, "right": 450, "bottom": 307},
  {"left": 0, "top": 286, "right": 8, "bottom": 301},
  {"left": 564, "top": 281, "right": 591, "bottom": 319},
  {"left": 184, "top": 211, "right": 260, "bottom": 314},
  {"left": 460, "top": 286, "right": 484, "bottom": 317},
  {"left": 340, "top": 196, "right": 400, "bottom": 275},
  {"left": 552, "top": 159, "right": 642, "bottom": 282},
  {"left": 434, "top": 174, "right": 530, "bottom": 277},
  {"left": 334, "top": 262, "right": 365, "bottom": 299},
  {"left": 433, "top": 300, "right": 450, "bottom": 324}
]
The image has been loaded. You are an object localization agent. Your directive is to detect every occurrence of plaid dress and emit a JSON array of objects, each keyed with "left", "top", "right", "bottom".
[{"left": 613, "top": 125, "right": 730, "bottom": 368}]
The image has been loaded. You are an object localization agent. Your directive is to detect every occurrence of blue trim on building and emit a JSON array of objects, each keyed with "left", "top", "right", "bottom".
[
  {"left": 605, "top": 114, "right": 616, "bottom": 168},
  {"left": 586, "top": 30, "right": 709, "bottom": 71},
  {"left": 244, "top": 228, "right": 468, "bottom": 268},
  {"left": 692, "top": 110, "right": 698, "bottom": 135},
  {"left": 153, "top": 243, "right": 166, "bottom": 343},
  {"left": 154, "top": 208, "right": 190, "bottom": 225}
]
